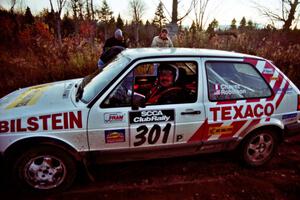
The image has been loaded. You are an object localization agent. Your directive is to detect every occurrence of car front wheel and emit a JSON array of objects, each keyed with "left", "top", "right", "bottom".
[{"left": 11, "top": 145, "right": 77, "bottom": 193}]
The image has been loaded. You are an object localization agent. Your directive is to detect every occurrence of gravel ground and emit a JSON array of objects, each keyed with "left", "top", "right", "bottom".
[{"left": 1, "top": 134, "right": 300, "bottom": 200}]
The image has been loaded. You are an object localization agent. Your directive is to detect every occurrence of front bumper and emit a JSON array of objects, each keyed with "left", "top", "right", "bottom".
[{"left": 284, "top": 120, "right": 300, "bottom": 137}]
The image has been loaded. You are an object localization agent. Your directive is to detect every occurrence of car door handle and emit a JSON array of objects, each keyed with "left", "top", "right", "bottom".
[{"left": 181, "top": 110, "right": 201, "bottom": 115}]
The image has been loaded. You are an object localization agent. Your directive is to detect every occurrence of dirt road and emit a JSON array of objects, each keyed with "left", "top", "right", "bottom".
[{"left": 1, "top": 135, "right": 300, "bottom": 200}]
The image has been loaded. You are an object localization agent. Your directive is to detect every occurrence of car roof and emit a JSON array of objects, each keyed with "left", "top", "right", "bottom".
[{"left": 121, "top": 48, "right": 263, "bottom": 60}]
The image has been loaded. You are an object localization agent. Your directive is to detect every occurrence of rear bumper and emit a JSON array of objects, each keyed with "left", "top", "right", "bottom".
[{"left": 284, "top": 121, "right": 300, "bottom": 137}]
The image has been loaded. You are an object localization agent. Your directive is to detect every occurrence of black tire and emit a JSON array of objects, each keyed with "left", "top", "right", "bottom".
[
  {"left": 239, "top": 129, "right": 279, "bottom": 167},
  {"left": 11, "top": 145, "right": 77, "bottom": 193}
]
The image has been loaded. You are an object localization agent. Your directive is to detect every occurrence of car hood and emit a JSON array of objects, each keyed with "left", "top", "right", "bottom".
[{"left": 0, "top": 78, "right": 82, "bottom": 120}]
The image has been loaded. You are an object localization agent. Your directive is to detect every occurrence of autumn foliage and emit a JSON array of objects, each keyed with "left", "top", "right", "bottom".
[{"left": 0, "top": 8, "right": 300, "bottom": 98}]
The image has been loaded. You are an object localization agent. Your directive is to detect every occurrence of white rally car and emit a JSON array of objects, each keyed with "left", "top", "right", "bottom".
[{"left": 0, "top": 48, "right": 300, "bottom": 192}]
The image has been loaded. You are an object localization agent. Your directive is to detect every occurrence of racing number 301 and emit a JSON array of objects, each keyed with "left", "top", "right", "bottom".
[{"left": 134, "top": 123, "right": 171, "bottom": 146}]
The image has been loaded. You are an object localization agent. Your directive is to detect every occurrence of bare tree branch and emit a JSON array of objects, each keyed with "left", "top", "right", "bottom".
[{"left": 253, "top": 0, "right": 300, "bottom": 30}]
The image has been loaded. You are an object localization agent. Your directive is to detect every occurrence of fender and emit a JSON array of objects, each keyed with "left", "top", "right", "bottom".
[
  {"left": 3, "top": 136, "right": 84, "bottom": 161},
  {"left": 238, "top": 117, "right": 284, "bottom": 141}
]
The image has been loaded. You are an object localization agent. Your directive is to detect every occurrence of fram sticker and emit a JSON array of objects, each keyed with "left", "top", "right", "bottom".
[
  {"left": 129, "top": 109, "right": 174, "bottom": 124},
  {"left": 105, "top": 129, "right": 125, "bottom": 143},
  {"left": 104, "top": 113, "right": 125, "bottom": 123},
  {"left": 209, "top": 126, "right": 233, "bottom": 135}
]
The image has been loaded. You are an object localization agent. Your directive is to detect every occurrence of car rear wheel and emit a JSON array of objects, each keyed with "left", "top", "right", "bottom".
[
  {"left": 11, "top": 145, "right": 77, "bottom": 193},
  {"left": 240, "top": 129, "right": 278, "bottom": 167}
]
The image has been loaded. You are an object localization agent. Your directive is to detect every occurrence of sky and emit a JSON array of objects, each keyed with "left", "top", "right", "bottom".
[{"left": 0, "top": 0, "right": 294, "bottom": 28}]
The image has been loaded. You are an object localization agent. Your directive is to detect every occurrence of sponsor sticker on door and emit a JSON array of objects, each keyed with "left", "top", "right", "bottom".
[
  {"left": 104, "top": 112, "right": 125, "bottom": 123},
  {"left": 129, "top": 109, "right": 174, "bottom": 124},
  {"left": 104, "top": 129, "right": 126, "bottom": 143}
]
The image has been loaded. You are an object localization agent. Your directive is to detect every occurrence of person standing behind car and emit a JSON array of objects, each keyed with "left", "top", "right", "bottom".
[
  {"left": 103, "top": 29, "right": 127, "bottom": 52},
  {"left": 151, "top": 28, "right": 174, "bottom": 48}
]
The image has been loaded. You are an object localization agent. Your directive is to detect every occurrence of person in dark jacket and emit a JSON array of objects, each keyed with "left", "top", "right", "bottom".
[
  {"left": 97, "top": 46, "right": 125, "bottom": 70},
  {"left": 103, "top": 29, "right": 127, "bottom": 52}
]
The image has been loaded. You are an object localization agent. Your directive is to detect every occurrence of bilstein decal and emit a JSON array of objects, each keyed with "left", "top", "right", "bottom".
[
  {"left": 129, "top": 110, "right": 174, "bottom": 124},
  {"left": 0, "top": 111, "right": 83, "bottom": 133}
]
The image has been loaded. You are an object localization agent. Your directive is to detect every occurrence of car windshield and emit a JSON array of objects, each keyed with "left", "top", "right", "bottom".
[{"left": 80, "top": 54, "right": 131, "bottom": 103}]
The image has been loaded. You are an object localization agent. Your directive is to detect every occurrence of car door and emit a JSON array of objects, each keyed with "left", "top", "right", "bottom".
[{"left": 87, "top": 57, "right": 206, "bottom": 153}]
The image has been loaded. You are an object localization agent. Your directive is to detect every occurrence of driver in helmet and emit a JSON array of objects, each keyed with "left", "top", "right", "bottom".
[{"left": 146, "top": 63, "right": 186, "bottom": 104}]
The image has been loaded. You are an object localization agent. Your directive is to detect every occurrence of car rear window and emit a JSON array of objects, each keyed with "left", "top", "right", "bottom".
[{"left": 206, "top": 62, "right": 272, "bottom": 101}]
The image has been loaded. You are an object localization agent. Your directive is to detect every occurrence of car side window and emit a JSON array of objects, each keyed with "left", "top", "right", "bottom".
[
  {"left": 134, "top": 62, "right": 198, "bottom": 105},
  {"left": 206, "top": 62, "right": 272, "bottom": 101},
  {"left": 102, "top": 71, "right": 134, "bottom": 108},
  {"left": 102, "top": 61, "right": 198, "bottom": 108}
]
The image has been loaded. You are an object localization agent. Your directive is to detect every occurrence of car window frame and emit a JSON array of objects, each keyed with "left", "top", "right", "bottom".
[
  {"left": 204, "top": 60, "right": 274, "bottom": 102},
  {"left": 100, "top": 59, "right": 199, "bottom": 109}
]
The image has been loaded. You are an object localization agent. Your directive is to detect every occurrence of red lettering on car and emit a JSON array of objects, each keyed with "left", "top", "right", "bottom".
[
  {"left": 210, "top": 107, "right": 221, "bottom": 121},
  {"left": 0, "top": 121, "right": 9, "bottom": 133},
  {"left": 253, "top": 104, "right": 264, "bottom": 117},
  {"left": 69, "top": 111, "right": 82, "bottom": 129},
  {"left": 39, "top": 115, "right": 51, "bottom": 130},
  {"left": 27, "top": 117, "right": 39, "bottom": 131},
  {"left": 16, "top": 119, "right": 27, "bottom": 132},
  {"left": 52, "top": 113, "right": 63, "bottom": 130},
  {"left": 233, "top": 105, "right": 243, "bottom": 119},
  {"left": 222, "top": 106, "right": 231, "bottom": 120}
]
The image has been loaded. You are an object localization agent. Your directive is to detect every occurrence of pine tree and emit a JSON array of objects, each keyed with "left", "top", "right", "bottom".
[
  {"left": 230, "top": 18, "right": 237, "bottom": 30},
  {"left": 24, "top": 6, "right": 34, "bottom": 25},
  {"left": 190, "top": 21, "right": 197, "bottom": 34},
  {"left": 247, "top": 20, "right": 254, "bottom": 30},
  {"left": 239, "top": 17, "right": 246, "bottom": 30},
  {"left": 152, "top": 1, "right": 167, "bottom": 28},
  {"left": 207, "top": 18, "right": 218, "bottom": 33},
  {"left": 97, "top": 0, "right": 113, "bottom": 24},
  {"left": 116, "top": 14, "right": 124, "bottom": 30}
]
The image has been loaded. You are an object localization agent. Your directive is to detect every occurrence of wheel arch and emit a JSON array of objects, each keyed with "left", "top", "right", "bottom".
[
  {"left": 4, "top": 136, "right": 83, "bottom": 163},
  {"left": 241, "top": 124, "right": 284, "bottom": 145}
]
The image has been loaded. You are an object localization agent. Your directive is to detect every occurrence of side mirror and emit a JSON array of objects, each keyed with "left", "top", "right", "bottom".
[{"left": 132, "top": 94, "right": 146, "bottom": 110}]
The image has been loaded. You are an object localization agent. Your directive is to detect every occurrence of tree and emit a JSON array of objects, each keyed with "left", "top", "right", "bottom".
[
  {"left": 239, "top": 17, "right": 246, "bottom": 30},
  {"left": 129, "top": 0, "right": 146, "bottom": 44},
  {"left": 230, "top": 18, "right": 237, "bottom": 30},
  {"left": 171, "top": 0, "right": 193, "bottom": 24},
  {"left": 9, "top": 0, "right": 16, "bottom": 13},
  {"left": 247, "top": 20, "right": 255, "bottom": 30},
  {"left": 69, "top": 0, "right": 84, "bottom": 20},
  {"left": 206, "top": 18, "right": 218, "bottom": 33},
  {"left": 97, "top": 0, "right": 113, "bottom": 24},
  {"left": 97, "top": 0, "right": 113, "bottom": 39},
  {"left": 192, "top": 0, "right": 214, "bottom": 31},
  {"left": 153, "top": 1, "right": 167, "bottom": 28},
  {"left": 24, "top": 6, "right": 34, "bottom": 25},
  {"left": 190, "top": 20, "right": 197, "bottom": 33},
  {"left": 62, "top": 12, "right": 75, "bottom": 37},
  {"left": 129, "top": 0, "right": 145, "bottom": 24},
  {"left": 116, "top": 14, "right": 124, "bottom": 30},
  {"left": 255, "top": 0, "right": 300, "bottom": 31},
  {"left": 48, "top": 0, "right": 67, "bottom": 45}
]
